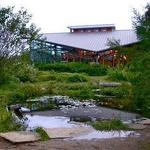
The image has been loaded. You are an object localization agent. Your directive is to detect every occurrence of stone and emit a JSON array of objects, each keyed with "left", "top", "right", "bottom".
[
  {"left": 70, "top": 116, "right": 92, "bottom": 122},
  {"left": 99, "top": 82, "right": 121, "bottom": 87},
  {"left": 0, "top": 131, "right": 40, "bottom": 143},
  {"left": 44, "top": 127, "right": 93, "bottom": 139},
  {"left": 138, "top": 119, "right": 150, "bottom": 125},
  {"left": 128, "top": 124, "right": 147, "bottom": 130}
]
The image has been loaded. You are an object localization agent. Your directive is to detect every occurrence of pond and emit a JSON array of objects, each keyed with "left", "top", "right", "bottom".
[
  {"left": 23, "top": 114, "right": 139, "bottom": 140},
  {"left": 12, "top": 96, "right": 140, "bottom": 140}
]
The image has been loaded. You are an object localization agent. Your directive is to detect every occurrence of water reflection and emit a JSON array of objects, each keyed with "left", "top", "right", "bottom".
[
  {"left": 24, "top": 114, "right": 140, "bottom": 140},
  {"left": 25, "top": 115, "right": 84, "bottom": 130}
]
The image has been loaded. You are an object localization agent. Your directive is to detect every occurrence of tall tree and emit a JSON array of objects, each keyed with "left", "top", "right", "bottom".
[
  {"left": 131, "top": 3, "right": 150, "bottom": 117},
  {"left": 133, "top": 3, "right": 150, "bottom": 50},
  {"left": 0, "top": 6, "right": 40, "bottom": 63}
]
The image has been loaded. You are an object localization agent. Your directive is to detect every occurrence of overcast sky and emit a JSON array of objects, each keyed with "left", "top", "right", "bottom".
[{"left": 1, "top": 0, "right": 149, "bottom": 33}]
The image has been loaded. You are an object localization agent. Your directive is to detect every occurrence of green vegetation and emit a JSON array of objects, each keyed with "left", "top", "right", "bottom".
[
  {"left": 91, "top": 119, "right": 129, "bottom": 131},
  {"left": 36, "top": 62, "right": 107, "bottom": 76},
  {"left": 0, "top": 3, "right": 150, "bottom": 133},
  {"left": 35, "top": 127, "right": 49, "bottom": 141},
  {"left": 67, "top": 74, "right": 87, "bottom": 82},
  {"left": 0, "top": 107, "right": 24, "bottom": 132}
]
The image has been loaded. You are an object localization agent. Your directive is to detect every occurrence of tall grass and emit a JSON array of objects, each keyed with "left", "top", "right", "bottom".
[{"left": 91, "top": 119, "right": 129, "bottom": 131}]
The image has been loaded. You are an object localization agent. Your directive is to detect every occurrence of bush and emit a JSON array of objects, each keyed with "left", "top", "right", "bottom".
[
  {"left": 67, "top": 74, "right": 87, "bottom": 82},
  {"left": 66, "top": 87, "right": 95, "bottom": 100},
  {"left": 0, "top": 63, "right": 12, "bottom": 85},
  {"left": 0, "top": 108, "right": 23, "bottom": 132},
  {"left": 107, "top": 68, "right": 127, "bottom": 81},
  {"left": 22, "top": 83, "right": 53, "bottom": 99},
  {"left": 91, "top": 119, "right": 129, "bottom": 131},
  {"left": 13, "top": 63, "right": 38, "bottom": 83},
  {"left": 36, "top": 71, "right": 57, "bottom": 82},
  {"left": 9, "top": 91, "right": 26, "bottom": 104},
  {"left": 36, "top": 62, "right": 107, "bottom": 76},
  {"left": 101, "top": 86, "right": 130, "bottom": 98}
]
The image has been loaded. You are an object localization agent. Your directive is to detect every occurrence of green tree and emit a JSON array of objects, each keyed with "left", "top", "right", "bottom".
[
  {"left": 133, "top": 3, "right": 150, "bottom": 50},
  {"left": 0, "top": 6, "right": 40, "bottom": 84},
  {"left": 131, "top": 3, "right": 150, "bottom": 117}
]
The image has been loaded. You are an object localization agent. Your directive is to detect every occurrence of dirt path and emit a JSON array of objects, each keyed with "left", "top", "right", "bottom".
[{"left": 0, "top": 127, "right": 150, "bottom": 150}]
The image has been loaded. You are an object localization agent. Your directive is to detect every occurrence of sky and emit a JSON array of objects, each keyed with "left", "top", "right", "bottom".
[{"left": 1, "top": 0, "right": 149, "bottom": 33}]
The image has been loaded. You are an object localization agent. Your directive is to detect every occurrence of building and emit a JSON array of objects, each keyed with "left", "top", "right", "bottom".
[{"left": 30, "top": 24, "right": 138, "bottom": 66}]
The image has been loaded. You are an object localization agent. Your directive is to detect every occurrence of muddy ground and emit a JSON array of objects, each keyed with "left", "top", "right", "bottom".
[{"left": 0, "top": 126, "right": 150, "bottom": 150}]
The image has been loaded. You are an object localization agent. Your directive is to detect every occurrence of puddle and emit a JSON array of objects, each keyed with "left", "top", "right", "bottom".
[
  {"left": 24, "top": 115, "right": 86, "bottom": 130},
  {"left": 71, "top": 131, "right": 140, "bottom": 140},
  {"left": 24, "top": 114, "right": 140, "bottom": 140}
]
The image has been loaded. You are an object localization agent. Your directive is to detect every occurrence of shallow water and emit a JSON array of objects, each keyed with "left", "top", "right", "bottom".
[
  {"left": 25, "top": 114, "right": 87, "bottom": 130},
  {"left": 72, "top": 131, "right": 140, "bottom": 140},
  {"left": 24, "top": 114, "right": 139, "bottom": 140},
  {"left": 16, "top": 95, "right": 140, "bottom": 140}
]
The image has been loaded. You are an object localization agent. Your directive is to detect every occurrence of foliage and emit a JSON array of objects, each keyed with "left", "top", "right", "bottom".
[
  {"left": 66, "top": 87, "right": 95, "bottom": 100},
  {"left": 101, "top": 86, "right": 130, "bottom": 98},
  {"left": 36, "top": 62, "right": 107, "bottom": 76},
  {"left": 0, "top": 6, "right": 40, "bottom": 61},
  {"left": 91, "top": 119, "right": 129, "bottom": 131},
  {"left": 0, "top": 107, "right": 24, "bottom": 132},
  {"left": 67, "top": 74, "right": 87, "bottom": 82},
  {"left": 0, "top": 65, "right": 11, "bottom": 85},
  {"left": 133, "top": 3, "right": 150, "bottom": 50},
  {"left": 129, "top": 4, "right": 150, "bottom": 117},
  {"left": 129, "top": 52, "right": 150, "bottom": 117},
  {"left": 107, "top": 67, "right": 141, "bottom": 83},
  {"left": 0, "top": 6, "right": 40, "bottom": 86},
  {"left": 35, "top": 127, "right": 49, "bottom": 141},
  {"left": 13, "top": 63, "right": 38, "bottom": 82},
  {"left": 107, "top": 68, "right": 127, "bottom": 81}
]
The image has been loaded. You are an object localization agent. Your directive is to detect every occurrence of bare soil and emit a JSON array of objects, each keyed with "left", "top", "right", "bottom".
[{"left": 0, "top": 126, "right": 150, "bottom": 150}]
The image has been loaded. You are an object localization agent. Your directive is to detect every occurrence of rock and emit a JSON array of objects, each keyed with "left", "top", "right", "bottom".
[
  {"left": 44, "top": 127, "right": 93, "bottom": 139},
  {"left": 138, "top": 119, "right": 150, "bottom": 125},
  {"left": 70, "top": 116, "right": 92, "bottom": 122},
  {"left": 0, "top": 131, "right": 40, "bottom": 143},
  {"left": 128, "top": 123, "right": 147, "bottom": 130},
  {"left": 20, "top": 107, "right": 30, "bottom": 113},
  {"left": 99, "top": 82, "right": 121, "bottom": 87},
  {"left": 9, "top": 104, "right": 21, "bottom": 111}
]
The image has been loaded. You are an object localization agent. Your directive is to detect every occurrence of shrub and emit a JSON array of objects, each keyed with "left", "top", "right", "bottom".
[
  {"left": 101, "top": 86, "right": 130, "bottom": 98},
  {"left": 22, "top": 83, "right": 53, "bottom": 99},
  {"left": 36, "top": 71, "right": 57, "bottom": 82},
  {"left": 36, "top": 62, "right": 107, "bottom": 76},
  {"left": 67, "top": 74, "right": 87, "bottom": 82},
  {"left": 0, "top": 108, "right": 23, "bottom": 132},
  {"left": 91, "top": 119, "right": 129, "bottom": 131},
  {"left": 107, "top": 68, "right": 127, "bottom": 81},
  {"left": 0, "top": 63, "right": 12, "bottom": 85},
  {"left": 66, "top": 87, "right": 95, "bottom": 100},
  {"left": 35, "top": 127, "right": 49, "bottom": 141},
  {"left": 13, "top": 63, "right": 38, "bottom": 83},
  {"left": 9, "top": 91, "right": 26, "bottom": 104}
]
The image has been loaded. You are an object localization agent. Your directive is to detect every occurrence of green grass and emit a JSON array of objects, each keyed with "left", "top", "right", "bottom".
[
  {"left": 0, "top": 62, "right": 136, "bottom": 132},
  {"left": 36, "top": 62, "right": 107, "bottom": 76},
  {"left": 35, "top": 127, "right": 49, "bottom": 141},
  {"left": 0, "top": 108, "right": 24, "bottom": 132},
  {"left": 67, "top": 74, "right": 87, "bottom": 82},
  {"left": 91, "top": 119, "right": 129, "bottom": 131}
]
